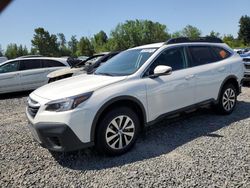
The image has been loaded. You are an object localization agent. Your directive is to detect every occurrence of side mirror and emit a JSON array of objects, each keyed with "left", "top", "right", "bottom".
[{"left": 150, "top": 65, "right": 172, "bottom": 78}]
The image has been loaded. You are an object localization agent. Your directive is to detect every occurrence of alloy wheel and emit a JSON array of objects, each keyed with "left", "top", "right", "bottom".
[
  {"left": 222, "top": 88, "right": 236, "bottom": 111},
  {"left": 105, "top": 115, "right": 135, "bottom": 150}
]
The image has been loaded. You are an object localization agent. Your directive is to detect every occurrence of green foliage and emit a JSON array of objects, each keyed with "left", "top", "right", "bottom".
[
  {"left": 68, "top": 35, "right": 78, "bottom": 57},
  {"left": 5, "top": 44, "right": 28, "bottom": 59},
  {"left": 181, "top": 25, "right": 202, "bottom": 38},
  {"left": 207, "top": 31, "right": 221, "bottom": 38},
  {"left": 31, "top": 27, "right": 60, "bottom": 56},
  {"left": 57, "top": 33, "right": 71, "bottom": 56},
  {"left": 223, "top": 35, "right": 245, "bottom": 48},
  {"left": 109, "top": 19, "right": 170, "bottom": 51},
  {"left": 171, "top": 31, "right": 182, "bottom": 38},
  {"left": 57, "top": 33, "right": 66, "bottom": 48},
  {"left": 76, "top": 37, "right": 94, "bottom": 56},
  {"left": 171, "top": 25, "right": 201, "bottom": 39},
  {"left": 238, "top": 15, "right": 250, "bottom": 45},
  {"left": 92, "top": 31, "right": 108, "bottom": 53}
]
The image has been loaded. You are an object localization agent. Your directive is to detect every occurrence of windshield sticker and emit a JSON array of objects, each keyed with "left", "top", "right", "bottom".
[{"left": 140, "top": 49, "right": 156, "bottom": 53}]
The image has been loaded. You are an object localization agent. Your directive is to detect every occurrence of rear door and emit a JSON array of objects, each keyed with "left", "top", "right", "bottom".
[
  {"left": 0, "top": 61, "right": 21, "bottom": 93},
  {"left": 18, "top": 59, "right": 47, "bottom": 90},
  {"left": 187, "top": 45, "right": 231, "bottom": 103}
]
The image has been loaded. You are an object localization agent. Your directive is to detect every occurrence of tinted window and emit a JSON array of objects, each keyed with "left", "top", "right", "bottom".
[
  {"left": 0, "top": 61, "right": 19, "bottom": 73},
  {"left": 188, "top": 46, "right": 217, "bottom": 67},
  {"left": 211, "top": 47, "right": 231, "bottom": 60},
  {"left": 146, "top": 47, "right": 186, "bottom": 75},
  {"left": 42, "top": 60, "right": 65, "bottom": 67},
  {"left": 19, "top": 59, "right": 42, "bottom": 70}
]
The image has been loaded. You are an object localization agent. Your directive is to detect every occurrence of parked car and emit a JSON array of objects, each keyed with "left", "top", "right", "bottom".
[
  {"left": 0, "top": 56, "right": 8, "bottom": 64},
  {"left": 242, "top": 56, "right": 250, "bottom": 83},
  {"left": 0, "top": 56, "right": 70, "bottom": 94},
  {"left": 47, "top": 52, "right": 120, "bottom": 82},
  {"left": 26, "top": 37, "right": 244, "bottom": 155}
]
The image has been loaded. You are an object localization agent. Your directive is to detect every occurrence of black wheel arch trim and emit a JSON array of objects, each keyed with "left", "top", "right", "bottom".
[
  {"left": 216, "top": 75, "right": 240, "bottom": 102},
  {"left": 90, "top": 95, "right": 147, "bottom": 142}
]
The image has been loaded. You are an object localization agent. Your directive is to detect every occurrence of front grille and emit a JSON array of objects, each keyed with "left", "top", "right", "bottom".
[
  {"left": 245, "top": 64, "right": 250, "bottom": 70},
  {"left": 27, "top": 98, "right": 40, "bottom": 118}
]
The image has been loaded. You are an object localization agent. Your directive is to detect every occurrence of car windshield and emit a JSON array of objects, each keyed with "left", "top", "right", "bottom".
[{"left": 95, "top": 48, "right": 157, "bottom": 76}]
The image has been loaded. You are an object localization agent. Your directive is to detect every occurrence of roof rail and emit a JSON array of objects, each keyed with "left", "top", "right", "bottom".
[
  {"left": 166, "top": 37, "right": 223, "bottom": 44},
  {"left": 18, "top": 55, "right": 43, "bottom": 58}
]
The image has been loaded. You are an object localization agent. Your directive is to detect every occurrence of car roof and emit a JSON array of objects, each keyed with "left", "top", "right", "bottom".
[
  {"left": 131, "top": 42, "right": 164, "bottom": 50},
  {"left": 0, "top": 56, "right": 70, "bottom": 66}
]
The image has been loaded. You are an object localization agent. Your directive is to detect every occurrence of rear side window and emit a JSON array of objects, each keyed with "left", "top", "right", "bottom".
[
  {"left": 211, "top": 47, "right": 231, "bottom": 60},
  {"left": 42, "top": 60, "right": 65, "bottom": 67},
  {"left": 188, "top": 46, "right": 217, "bottom": 67},
  {"left": 19, "top": 60, "right": 42, "bottom": 70}
]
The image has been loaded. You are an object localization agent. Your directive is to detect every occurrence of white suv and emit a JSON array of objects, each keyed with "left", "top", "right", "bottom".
[
  {"left": 26, "top": 37, "right": 244, "bottom": 155},
  {"left": 0, "top": 56, "right": 70, "bottom": 94}
]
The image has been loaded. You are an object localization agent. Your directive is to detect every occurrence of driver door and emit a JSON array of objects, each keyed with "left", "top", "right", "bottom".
[{"left": 144, "top": 47, "right": 196, "bottom": 121}]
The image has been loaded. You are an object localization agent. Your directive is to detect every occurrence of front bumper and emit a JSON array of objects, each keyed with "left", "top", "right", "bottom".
[{"left": 28, "top": 122, "right": 93, "bottom": 152}]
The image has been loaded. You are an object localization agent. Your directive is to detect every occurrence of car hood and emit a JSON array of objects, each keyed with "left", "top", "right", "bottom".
[
  {"left": 34, "top": 74, "right": 127, "bottom": 100},
  {"left": 47, "top": 67, "right": 85, "bottom": 78}
]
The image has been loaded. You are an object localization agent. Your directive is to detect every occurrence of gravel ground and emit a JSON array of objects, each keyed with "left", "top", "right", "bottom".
[{"left": 0, "top": 88, "right": 249, "bottom": 188}]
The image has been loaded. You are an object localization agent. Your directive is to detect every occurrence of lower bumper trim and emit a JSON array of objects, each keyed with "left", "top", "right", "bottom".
[{"left": 29, "top": 122, "right": 94, "bottom": 152}]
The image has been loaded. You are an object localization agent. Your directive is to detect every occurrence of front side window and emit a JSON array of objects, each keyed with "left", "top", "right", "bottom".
[
  {"left": 95, "top": 48, "right": 157, "bottom": 76},
  {"left": 0, "top": 61, "right": 19, "bottom": 73},
  {"left": 188, "top": 46, "right": 217, "bottom": 67},
  {"left": 145, "top": 47, "right": 187, "bottom": 76},
  {"left": 19, "top": 59, "right": 42, "bottom": 70}
]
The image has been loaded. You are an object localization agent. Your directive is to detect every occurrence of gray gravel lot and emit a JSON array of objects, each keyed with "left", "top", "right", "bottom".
[{"left": 0, "top": 88, "right": 249, "bottom": 187}]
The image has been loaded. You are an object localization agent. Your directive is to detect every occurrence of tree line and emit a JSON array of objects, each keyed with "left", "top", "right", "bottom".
[{"left": 1, "top": 15, "right": 250, "bottom": 59}]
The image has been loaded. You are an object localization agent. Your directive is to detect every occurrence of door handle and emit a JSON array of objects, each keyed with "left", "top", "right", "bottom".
[
  {"left": 185, "top": 75, "right": 195, "bottom": 80},
  {"left": 218, "top": 67, "right": 225, "bottom": 72}
]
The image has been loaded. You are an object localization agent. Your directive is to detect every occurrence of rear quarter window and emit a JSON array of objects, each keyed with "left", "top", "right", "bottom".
[{"left": 211, "top": 47, "right": 231, "bottom": 60}]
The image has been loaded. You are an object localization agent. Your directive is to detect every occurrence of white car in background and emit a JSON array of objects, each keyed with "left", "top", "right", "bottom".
[{"left": 0, "top": 56, "right": 70, "bottom": 94}]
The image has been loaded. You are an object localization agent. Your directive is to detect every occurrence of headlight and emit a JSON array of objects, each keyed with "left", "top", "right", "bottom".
[{"left": 45, "top": 92, "right": 93, "bottom": 112}]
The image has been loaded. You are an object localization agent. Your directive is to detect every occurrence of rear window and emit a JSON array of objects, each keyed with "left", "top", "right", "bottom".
[
  {"left": 19, "top": 60, "right": 42, "bottom": 70},
  {"left": 211, "top": 47, "right": 231, "bottom": 60},
  {"left": 188, "top": 46, "right": 218, "bottom": 67},
  {"left": 42, "top": 60, "right": 65, "bottom": 67}
]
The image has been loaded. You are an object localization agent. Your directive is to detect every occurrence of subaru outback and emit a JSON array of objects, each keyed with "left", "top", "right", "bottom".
[{"left": 26, "top": 37, "right": 244, "bottom": 155}]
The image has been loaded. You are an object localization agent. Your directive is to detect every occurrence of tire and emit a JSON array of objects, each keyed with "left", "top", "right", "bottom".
[
  {"left": 95, "top": 107, "right": 140, "bottom": 155},
  {"left": 215, "top": 83, "right": 237, "bottom": 115}
]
